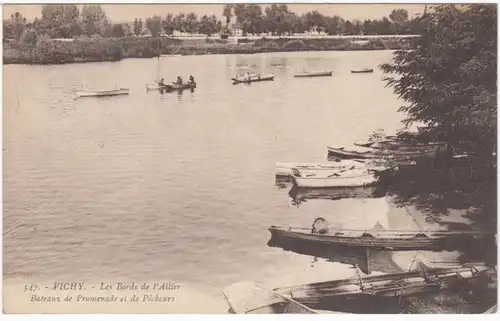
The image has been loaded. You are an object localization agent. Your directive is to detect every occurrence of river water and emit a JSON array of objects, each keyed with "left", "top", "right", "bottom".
[{"left": 3, "top": 51, "right": 482, "bottom": 313}]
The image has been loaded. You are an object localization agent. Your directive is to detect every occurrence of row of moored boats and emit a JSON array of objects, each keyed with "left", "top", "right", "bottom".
[{"left": 222, "top": 130, "right": 496, "bottom": 314}]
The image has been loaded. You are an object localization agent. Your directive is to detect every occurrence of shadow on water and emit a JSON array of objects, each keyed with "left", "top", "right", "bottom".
[
  {"left": 385, "top": 158, "right": 497, "bottom": 265},
  {"left": 267, "top": 236, "right": 404, "bottom": 275},
  {"left": 286, "top": 184, "right": 388, "bottom": 207}
]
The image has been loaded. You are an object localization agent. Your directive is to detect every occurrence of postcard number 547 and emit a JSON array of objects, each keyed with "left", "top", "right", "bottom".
[{"left": 24, "top": 284, "right": 38, "bottom": 292}]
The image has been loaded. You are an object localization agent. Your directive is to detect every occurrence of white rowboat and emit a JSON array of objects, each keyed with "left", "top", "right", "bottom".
[{"left": 75, "top": 88, "right": 129, "bottom": 98}]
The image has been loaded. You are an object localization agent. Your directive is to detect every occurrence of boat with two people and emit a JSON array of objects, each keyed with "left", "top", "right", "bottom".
[
  {"left": 293, "top": 69, "right": 333, "bottom": 78},
  {"left": 269, "top": 217, "right": 495, "bottom": 251}
]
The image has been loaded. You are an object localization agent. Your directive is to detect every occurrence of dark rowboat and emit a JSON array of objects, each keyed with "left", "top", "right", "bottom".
[
  {"left": 274, "top": 262, "right": 496, "bottom": 305},
  {"left": 293, "top": 70, "right": 332, "bottom": 78},
  {"left": 327, "top": 142, "right": 449, "bottom": 161},
  {"left": 269, "top": 218, "right": 494, "bottom": 251},
  {"left": 146, "top": 81, "right": 196, "bottom": 91},
  {"left": 351, "top": 68, "right": 374, "bottom": 73},
  {"left": 232, "top": 74, "right": 274, "bottom": 84},
  {"left": 222, "top": 282, "right": 317, "bottom": 314},
  {"left": 164, "top": 82, "right": 196, "bottom": 91}
]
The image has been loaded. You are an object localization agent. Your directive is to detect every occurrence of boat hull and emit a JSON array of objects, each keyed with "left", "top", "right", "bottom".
[
  {"left": 275, "top": 160, "right": 366, "bottom": 178},
  {"left": 291, "top": 172, "right": 379, "bottom": 189},
  {"left": 327, "top": 143, "right": 448, "bottom": 162},
  {"left": 232, "top": 75, "right": 274, "bottom": 84},
  {"left": 268, "top": 226, "right": 492, "bottom": 251},
  {"left": 75, "top": 88, "right": 129, "bottom": 97},
  {"left": 293, "top": 71, "right": 332, "bottom": 78},
  {"left": 351, "top": 69, "right": 374, "bottom": 73},
  {"left": 274, "top": 263, "right": 494, "bottom": 305},
  {"left": 164, "top": 83, "right": 196, "bottom": 91}
]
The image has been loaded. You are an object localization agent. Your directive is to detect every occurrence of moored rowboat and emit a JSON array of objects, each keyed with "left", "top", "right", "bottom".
[
  {"left": 222, "top": 281, "right": 317, "bottom": 314},
  {"left": 276, "top": 160, "right": 366, "bottom": 178},
  {"left": 274, "top": 261, "right": 495, "bottom": 305},
  {"left": 74, "top": 88, "right": 129, "bottom": 97},
  {"left": 290, "top": 167, "right": 383, "bottom": 189},
  {"left": 232, "top": 74, "right": 274, "bottom": 84},
  {"left": 351, "top": 68, "right": 374, "bottom": 73},
  {"left": 293, "top": 70, "right": 332, "bottom": 78},
  {"left": 327, "top": 143, "right": 448, "bottom": 161},
  {"left": 269, "top": 218, "right": 495, "bottom": 251}
]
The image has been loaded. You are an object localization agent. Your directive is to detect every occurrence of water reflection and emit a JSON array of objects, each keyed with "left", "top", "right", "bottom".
[
  {"left": 267, "top": 235, "right": 401, "bottom": 275},
  {"left": 288, "top": 185, "right": 387, "bottom": 206}
]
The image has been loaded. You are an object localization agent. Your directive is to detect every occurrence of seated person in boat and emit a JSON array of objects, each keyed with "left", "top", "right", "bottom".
[
  {"left": 244, "top": 72, "right": 251, "bottom": 80},
  {"left": 158, "top": 78, "right": 165, "bottom": 86},
  {"left": 176, "top": 76, "right": 183, "bottom": 85},
  {"left": 188, "top": 75, "right": 195, "bottom": 84}
]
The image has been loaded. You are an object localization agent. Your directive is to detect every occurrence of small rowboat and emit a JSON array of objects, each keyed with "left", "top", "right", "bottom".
[
  {"left": 231, "top": 74, "right": 274, "bottom": 84},
  {"left": 222, "top": 282, "right": 317, "bottom": 314},
  {"left": 274, "top": 261, "right": 496, "bottom": 305},
  {"left": 290, "top": 166, "right": 393, "bottom": 189},
  {"left": 351, "top": 68, "right": 374, "bottom": 73},
  {"left": 327, "top": 143, "right": 448, "bottom": 161},
  {"left": 74, "top": 88, "right": 129, "bottom": 98},
  {"left": 275, "top": 160, "right": 365, "bottom": 178},
  {"left": 293, "top": 70, "right": 332, "bottom": 78},
  {"left": 269, "top": 218, "right": 495, "bottom": 251}
]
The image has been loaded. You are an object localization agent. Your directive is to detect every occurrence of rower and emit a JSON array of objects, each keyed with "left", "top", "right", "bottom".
[
  {"left": 176, "top": 76, "right": 183, "bottom": 85},
  {"left": 244, "top": 72, "right": 251, "bottom": 81},
  {"left": 158, "top": 78, "right": 165, "bottom": 86},
  {"left": 188, "top": 75, "right": 195, "bottom": 84}
]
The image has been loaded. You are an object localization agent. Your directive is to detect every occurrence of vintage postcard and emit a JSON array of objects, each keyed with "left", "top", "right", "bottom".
[{"left": 2, "top": 1, "right": 497, "bottom": 314}]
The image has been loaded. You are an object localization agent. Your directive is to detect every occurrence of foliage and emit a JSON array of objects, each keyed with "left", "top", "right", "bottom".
[
  {"left": 80, "top": 5, "right": 109, "bottom": 37},
  {"left": 133, "top": 18, "right": 143, "bottom": 36},
  {"left": 146, "top": 15, "right": 162, "bottom": 37},
  {"left": 3, "top": 12, "right": 27, "bottom": 41},
  {"left": 40, "top": 4, "right": 81, "bottom": 38},
  {"left": 380, "top": 4, "right": 497, "bottom": 166},
  {"left": 222, "top": 4, "right": 233, "bottom": 28},
  {"left": 20, "top": 28, "right": 37, "bottom": 45}
]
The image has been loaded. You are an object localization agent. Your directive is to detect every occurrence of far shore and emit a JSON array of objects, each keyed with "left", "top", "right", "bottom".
[{"left": 3, "top": 36, "right": 414, "bottom": 65}]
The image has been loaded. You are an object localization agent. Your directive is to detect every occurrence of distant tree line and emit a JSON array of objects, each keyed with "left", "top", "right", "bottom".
[
  {"left": 222, "top": 4, "right": 427, "bottom": 36},
  {"left": 3, "top": 4, "right": 428, "bottom": 44}
]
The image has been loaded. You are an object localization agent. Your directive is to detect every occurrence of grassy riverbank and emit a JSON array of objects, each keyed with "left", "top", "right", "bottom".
[{"left": 3, "top": 36, "right": 413, "bottom": 65}]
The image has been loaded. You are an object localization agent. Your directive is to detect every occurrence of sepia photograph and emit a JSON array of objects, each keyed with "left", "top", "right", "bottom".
[{"left": 2, "top": 1, "right": 498, "bottom": 315}]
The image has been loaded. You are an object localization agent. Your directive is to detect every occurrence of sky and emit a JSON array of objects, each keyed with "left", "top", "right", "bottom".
[{"left": 3, "top": 3, "right": 427, "bottom": 23}]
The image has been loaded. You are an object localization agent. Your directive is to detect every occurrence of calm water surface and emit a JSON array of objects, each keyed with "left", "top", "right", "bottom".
[{"left": 4, "top": 51, "right": 451, "bottom": 311}]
